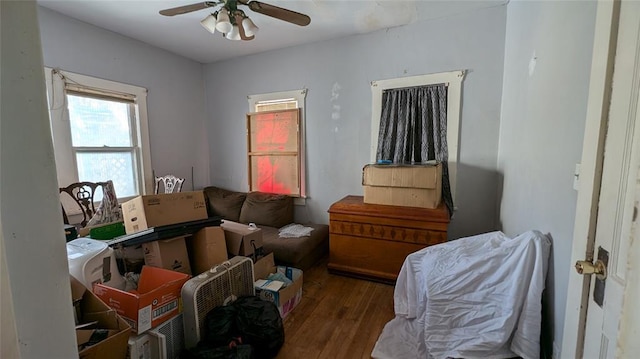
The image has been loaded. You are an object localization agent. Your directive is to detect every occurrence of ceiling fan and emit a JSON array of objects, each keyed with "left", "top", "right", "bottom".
[{"left": 159, "top": 0, "right": 311, "bottom": 41}]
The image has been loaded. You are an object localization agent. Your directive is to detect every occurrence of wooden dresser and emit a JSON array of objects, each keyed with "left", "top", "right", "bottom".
[{"left": 327, "top": 195, "right": 449, "bottom": 283}]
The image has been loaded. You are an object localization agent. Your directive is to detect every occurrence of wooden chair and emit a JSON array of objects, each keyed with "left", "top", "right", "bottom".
[
  {"left": 154, "top": 174, "right": 185, "bottom": 194},
  {"left": 59, "top": 181, "right": 108, "bottom": 228}
]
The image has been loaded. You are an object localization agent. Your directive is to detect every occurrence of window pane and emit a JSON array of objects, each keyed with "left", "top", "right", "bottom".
[
  {"left": 67, "top": 94, "right": 132, "bottom": 147},
  {"left": 76, "top": 152, "right": 137, "bottom": 199},
  {"left": 249, "top": 110, "right": 299, "bottom": 152},
  {"left": 250, "top": 155, "right": 299, "bottom": 195}
]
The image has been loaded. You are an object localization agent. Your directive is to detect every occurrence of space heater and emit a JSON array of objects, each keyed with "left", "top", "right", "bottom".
[
  {"left": 148, "top": 313, "right": 184, "bottom": 359},
  {"left": 182, "top": 256, "right": 255, "bottom": 349},
  {"left": 126, "top": 314, "right": 184, "bottom": 359},
  {"left": 127, "top": 333, "right": 160, "bottom": 359},
  {"left": 67, "top": 237, "right": 125, "bottom": 291}
]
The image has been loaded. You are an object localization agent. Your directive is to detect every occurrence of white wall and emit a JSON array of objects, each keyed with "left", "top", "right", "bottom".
[
  {"left": 203, "top": 5, "right": 507, "bottom": 239},
  {"left": 498, "top": 1, "right": 596, "bottom": 356},
  {"left": 37, "top": 6, "right": 210, "bottom": 191},
  {"left": 1, "top": 1, "right": 77, "bottom": 357}
]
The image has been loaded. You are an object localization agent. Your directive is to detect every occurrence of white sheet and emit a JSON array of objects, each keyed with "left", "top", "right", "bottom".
[
  {"left": 278, "top": 223, "right": 314, "bottom": 238},
  {"left": 372, "top": 230, "right": 551, "bottom": 359}
]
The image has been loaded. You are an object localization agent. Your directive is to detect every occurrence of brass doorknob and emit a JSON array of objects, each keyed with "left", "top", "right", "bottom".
[{"left": 575, "top": 259, "right": 607, "bottom": 280}]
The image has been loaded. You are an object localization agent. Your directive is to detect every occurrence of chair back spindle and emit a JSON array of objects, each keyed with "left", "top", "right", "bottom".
[
  {"left": 154, "top": 175, "right": 185, "bottom": 194},
  {"left": 59, "top": 181, "right": 108, "bottom": 228}
]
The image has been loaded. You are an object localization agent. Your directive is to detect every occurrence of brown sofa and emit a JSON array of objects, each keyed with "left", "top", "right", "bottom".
[{"left": 203, "top": 186, "right": 329, "bottom": 270}]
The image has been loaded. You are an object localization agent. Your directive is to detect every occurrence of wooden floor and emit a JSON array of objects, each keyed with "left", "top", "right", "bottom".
[{"left": 276, "top": 257, "right": 396, "bottom": 359}]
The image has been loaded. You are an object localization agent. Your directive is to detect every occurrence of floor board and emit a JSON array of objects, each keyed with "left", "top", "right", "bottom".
[{"left": 277, "top": 257, "right": 395, "bottom": 359}]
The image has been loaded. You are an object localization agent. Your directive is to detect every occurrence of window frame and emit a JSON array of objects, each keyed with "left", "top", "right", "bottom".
[
  {"left": 370, "top": 70, "right": 465, "bottom": 202},
  {"left": 246, "top": 108, "right": 301, "bottom": 196},
  {"left": 44, "top": 67, "right": 153, "bottom": 202},
  {"left": 248, "top": 89, "right": 307, "bottom": 202}
]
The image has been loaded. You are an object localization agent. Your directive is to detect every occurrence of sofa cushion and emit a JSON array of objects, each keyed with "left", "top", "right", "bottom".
[
  {"left": 203, "top": 186, "right": 246, "bottom": 222},
  {"left": 239, "top": 192, "right": 293, "bottom": 228},
  {"left": 259, "top": 224, "right": 329, "bottom": 270}
]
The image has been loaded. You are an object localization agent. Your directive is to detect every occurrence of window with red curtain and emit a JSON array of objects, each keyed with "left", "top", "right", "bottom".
[{"left": 246, "top": 108, "right": 301, "bottom": 196}]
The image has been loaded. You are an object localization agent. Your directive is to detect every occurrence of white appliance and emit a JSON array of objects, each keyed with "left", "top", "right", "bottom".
[
  {"left": 182, "top": 256, "right": 254, "bottom": 349},
  {"left": 67, "top": 237, "right": 125, "bottom": 291},
  {"left": 126, "top": 314, "right": 184, "bottom": 359},
  {"left": 127, "top": 333, "right": 160, "bottom": 359},
  {"left": 148, "top": 313, "right": 184, "bottom": 359}
]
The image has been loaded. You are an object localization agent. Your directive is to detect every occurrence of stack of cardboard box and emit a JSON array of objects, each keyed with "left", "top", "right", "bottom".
[
  {"left": 71, "top": 276, "right": 130, "bottom": 358},
  {"left": 81, "top": 190, "right": 305, "bottom": 357},
  {"left": 118, "top": 191, "right": 268, "bottom": 276},
  {"left": 362, "top": 162, "right": 443, "bottom": 208},
  {"left": 220, "top": 220, "right": 303, "bottom": 318},
  {"left": 253, "top": 253, "right": 303, "bottom": 319},
  {"left": 93, "top": 266, "right": 190, "bottom": 335}
]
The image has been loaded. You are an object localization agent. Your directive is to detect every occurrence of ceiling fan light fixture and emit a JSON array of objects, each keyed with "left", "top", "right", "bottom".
[
  {"left": 200, "top": 13, "right": 217, "bottom": 33},
  {"left": 215, "top": 8, "right": 232, "bottom": 33},
  {"left": 226, "top": 24, "right": 241, "bottom": 40},
  {"left": 241, "top": 17, "right": 259, "bottom": 37},
  {"left": 159, "top": 0, "right": 311, "bottom": 41}
]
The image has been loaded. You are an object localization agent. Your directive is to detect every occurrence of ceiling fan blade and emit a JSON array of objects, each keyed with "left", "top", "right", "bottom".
[
  {"left": 247, "top": 1, "right": 311, "bottom": 26},
  {"left": 159, "top": 1, "right": 216, "bottom": 16}
]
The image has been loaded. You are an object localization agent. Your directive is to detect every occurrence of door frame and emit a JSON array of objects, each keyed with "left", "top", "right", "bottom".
[
  {"left": 560, "top": 0, "right": 620, "bottom": 358},
  {"left": 554, "top": 0, "right": 620, "bottom": 358}
]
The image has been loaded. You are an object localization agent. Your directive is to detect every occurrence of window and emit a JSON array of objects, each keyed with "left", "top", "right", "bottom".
[
  {"left": 370, "top": 71, "right": 464, "bottom": 202},
  {"left": 44, "top": 68, "right": 152, "bottom": 201},
  {"left": 247, "top": 89, "right": 307, "bottom": 200},
  {"left": 247, "top": 108, "right": 300, "bottom": 195}
]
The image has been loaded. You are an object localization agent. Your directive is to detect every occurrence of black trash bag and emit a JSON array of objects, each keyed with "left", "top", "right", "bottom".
[
  {"left": 186, "top": 343, "right": 254, "bottom": 359},
  {"left": 195, "top": 296, "right": 284, "bottom": 359},
  {"left": 233, "top": 296, "right": 284, "bottom": 359},
  {"left": 201, "top": 304, "right": 239, "bottom": 348}
]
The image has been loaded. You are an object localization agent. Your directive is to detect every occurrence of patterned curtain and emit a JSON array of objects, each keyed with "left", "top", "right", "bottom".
[{"left": 376, "top": 84, "right": 453, "bottom": 215}]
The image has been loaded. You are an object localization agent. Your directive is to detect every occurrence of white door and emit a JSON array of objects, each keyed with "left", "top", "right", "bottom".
[{"left": 578, "top": 1, "right": 640, "bottom": 357}]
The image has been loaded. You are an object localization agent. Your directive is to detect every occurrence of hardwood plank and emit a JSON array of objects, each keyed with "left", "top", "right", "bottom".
[{"left": 277, "top": 257, "right": 395, "bottom": 358}]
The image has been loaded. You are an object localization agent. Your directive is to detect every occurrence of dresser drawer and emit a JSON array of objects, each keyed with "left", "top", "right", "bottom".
[
  {"left": 328, "top": 234, "right": 429, "bottom": 282},
  {"left": 329, "top": 220, "right": 446, "bottom": 245},
  {"left": 329, "top": 212, "right": 448, "bottom": 232}
]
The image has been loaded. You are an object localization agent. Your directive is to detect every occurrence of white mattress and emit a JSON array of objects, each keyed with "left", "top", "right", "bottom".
[{"left": 372, "top": 230, "right": 551, "bottom": 359}]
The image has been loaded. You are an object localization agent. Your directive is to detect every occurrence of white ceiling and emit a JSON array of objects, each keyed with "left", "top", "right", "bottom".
[{"left": 37, "top": 0, "right": 507, "bottom": 64}]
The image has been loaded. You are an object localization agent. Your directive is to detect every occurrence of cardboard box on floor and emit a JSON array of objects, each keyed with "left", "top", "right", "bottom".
[
  {"left": 253, "top": 253, "right": 303, "bottom": 318},
  {"left": 187, "top": 226, "right": 228, "bottom": 275},
  {"left": 143, "top": 236, "right": 192, "bottom": 275},
  {"left": 121, "top": 191, "right": 208, "bottom": 234},
  {"left": 362, "top": 162, "right": 443, "bottom": 209},
  {"left": 220, "top": 220, "right": 263, "bottom": 257},
  {"left": 71, "top": 276, "right": 130, "bottom": 359},
  {"left": 93, "top": 266, "right": 191, "bottom": 334}
]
